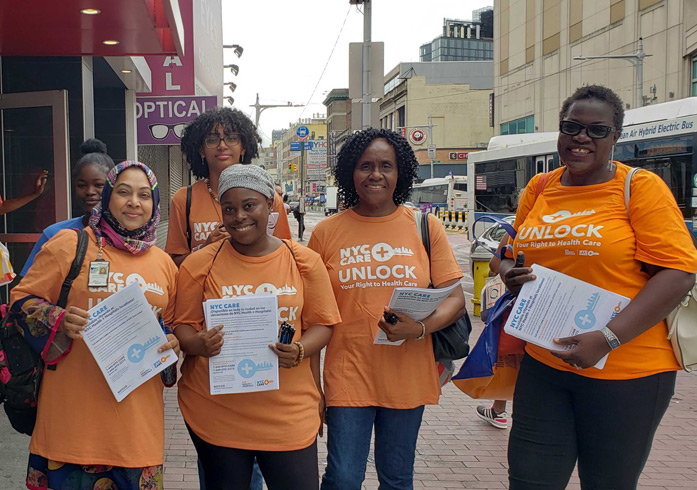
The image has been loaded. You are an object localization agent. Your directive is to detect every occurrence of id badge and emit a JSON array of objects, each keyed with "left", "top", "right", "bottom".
[{"left": 88, "top": 261, "right": 110, "bottom": 287}]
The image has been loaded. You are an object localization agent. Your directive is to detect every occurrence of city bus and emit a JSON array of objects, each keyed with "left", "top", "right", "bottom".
[
  {"left": 467, "top": 97, "right": 697, "bottom": 239},
  {"left": 409, "top": 175, "right": 468, "bottom": 214}
]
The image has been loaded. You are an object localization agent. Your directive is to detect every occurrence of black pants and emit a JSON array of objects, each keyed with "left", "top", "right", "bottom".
[
  {"left": 508, "top": 354, "right": 676, "bottom": 490},
  {"left": 297, "top": 214, "right": 305, "bottom": 239},
  {"left": 187, "top": 425, "right": 319, "bottom": 490}
]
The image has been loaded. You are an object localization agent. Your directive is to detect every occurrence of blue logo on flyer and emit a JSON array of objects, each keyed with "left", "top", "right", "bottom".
[
  {"left": 127, "top": 336, "right": 159, "bottom": 363},
  {"left": 238, "top": 359, "right": 274, "bottom": 378},
  {"left": 574, "top": 293, "right": 599, "bottom": 330}
]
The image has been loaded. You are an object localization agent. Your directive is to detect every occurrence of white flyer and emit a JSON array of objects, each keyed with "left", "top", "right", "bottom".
[
  {"left": 374, "top": 282, "right": 462, "bottom": 346},
  {"left": 204, "top": 295, "right": 279, "bottom": 395},
  {"left": 503, "top": 264, "right": 631, "bottom": 369},
  {"left": 84, "top": 282, "right": 176, "bottom": 402}
]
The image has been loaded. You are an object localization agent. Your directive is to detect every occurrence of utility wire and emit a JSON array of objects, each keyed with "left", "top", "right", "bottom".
[{"left": 298, "top": 6, "right": 352, "bottom": 119}]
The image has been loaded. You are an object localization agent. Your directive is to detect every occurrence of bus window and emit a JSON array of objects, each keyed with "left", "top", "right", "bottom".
[{"left": 535, "top": 157, "right": 545, "bottom": 174}]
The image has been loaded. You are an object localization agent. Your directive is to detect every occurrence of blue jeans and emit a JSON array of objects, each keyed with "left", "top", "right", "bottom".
[
  {"left": 321, "top": 406, "right": 425, "bottom": 490},
  {"left": 198, "top": 458, "right": 263, "bottom": 490}
]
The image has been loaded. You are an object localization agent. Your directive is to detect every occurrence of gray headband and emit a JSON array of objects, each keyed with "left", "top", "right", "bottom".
[{"left": 218, "top": 164, "right": 275, "bottom": 200}]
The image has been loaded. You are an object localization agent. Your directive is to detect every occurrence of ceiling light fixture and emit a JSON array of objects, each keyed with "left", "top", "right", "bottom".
[
  {"left": 80, "top": 8, "right": 101, "bottom": 15},
  {"left": 121, "top": 69, "right": 132, "bottom": 74},
  {"left": 102, "top": 40, "right": 120, "bottom": 46}
]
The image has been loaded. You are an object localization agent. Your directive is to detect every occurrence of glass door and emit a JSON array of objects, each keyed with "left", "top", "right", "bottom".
[{"left": 0, "top": 90, "right": 70, "bottom": 290}]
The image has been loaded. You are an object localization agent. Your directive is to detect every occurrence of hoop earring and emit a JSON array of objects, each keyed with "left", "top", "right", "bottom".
[{"left": 608, "top": 146, "right": 615, "bottom": 171}]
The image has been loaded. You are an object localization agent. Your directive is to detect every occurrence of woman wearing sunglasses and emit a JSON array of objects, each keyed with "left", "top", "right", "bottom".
[
  {"left": 165, "top": 107, "right": 290, "bottom": 267},
  {"left": 500, "top": 85, "right": 697, "bottom": 489}
]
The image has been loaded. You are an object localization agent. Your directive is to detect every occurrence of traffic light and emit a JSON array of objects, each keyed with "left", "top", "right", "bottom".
[{"left": 289, "top": 163, "right": 297, "bottom": 173}]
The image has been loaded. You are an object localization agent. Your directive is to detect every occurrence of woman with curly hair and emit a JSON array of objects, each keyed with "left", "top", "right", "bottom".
[
  {"left": 165, "top": 107, "right": 290, "bottom": 267},
  {"left": 308, "top": 128, "right": 465, "bottom": 490}
]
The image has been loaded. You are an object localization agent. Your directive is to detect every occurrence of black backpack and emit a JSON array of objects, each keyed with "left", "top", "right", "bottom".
[{"left": 0, "top": 229, "right": 88, "bottom": 435}]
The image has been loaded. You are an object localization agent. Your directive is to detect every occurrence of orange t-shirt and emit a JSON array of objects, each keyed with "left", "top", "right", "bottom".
[
  {"left": 513, "top": 163, "right": 697, "bottom": 380},
  {"left": 10, "top": 227, "right": 178, "bottom": 467},
  {"left": 174, "top": 240, "right": 341, "bottom": 451},
  {"left": 308, "top": 206, "right": 463, "bottom": 408},
  {"left": 165, "top": 179, "right": 291, "bottom": 254}
]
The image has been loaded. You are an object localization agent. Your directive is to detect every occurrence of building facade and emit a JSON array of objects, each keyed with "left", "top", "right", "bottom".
[
  {"left": 322, "top": 89, "right": 351, "bottom": 187},
  {"left": 277, "top": 117, "right": 328, "bottom": 197},
  {"left": 379, "top": 62, "right": 494, "bottom": 179},
  {"left": 494, "top": 0, "right": 697, "bottom": 135},
  {"left": 420, "top": 9, "right": 494, "bottom": 62}
]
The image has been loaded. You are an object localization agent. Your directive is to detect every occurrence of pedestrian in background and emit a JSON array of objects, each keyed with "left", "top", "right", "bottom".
[
  {"left": 502, "top": 85, "right": 697, "bottom": 489},
  {"left": 165, "top": 107, "right": 290, "bottom": 267},
  {"left": 294, "top": 194, "right": 306, "bottom": 241},
  {"left": 173, "top": 165, "right": 340, "bottom": 490},
  {"left": 309, "top": 128, "right": 465, "bottom": 490},
  {"left": 11, "top": 161, "right": 179, "bottom": 490},
  {"left": 21, "top": 138, "right": 114, "bottom": 277}
]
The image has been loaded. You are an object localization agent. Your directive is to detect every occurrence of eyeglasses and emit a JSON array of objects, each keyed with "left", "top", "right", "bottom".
[
  {"left": 204, "top": 133, "right": 242, "bottom": 148},
  {"left": 559, "top": 120, "right": 615, "bottom": 139},
  {"left": 149, "top": 123, "right": 186, "bottom": 140}
]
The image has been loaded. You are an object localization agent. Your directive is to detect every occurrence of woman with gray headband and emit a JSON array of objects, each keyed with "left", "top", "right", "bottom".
[{"left": 172, "top": 164, "right": 341, "bottom": 490}]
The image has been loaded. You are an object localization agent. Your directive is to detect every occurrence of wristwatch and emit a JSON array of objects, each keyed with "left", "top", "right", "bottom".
[{"left": 601, "top": 327, "right": 621, "bottom": 350}]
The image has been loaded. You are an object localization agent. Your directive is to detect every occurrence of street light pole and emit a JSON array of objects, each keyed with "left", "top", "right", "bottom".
[
  {"left": 573, "top": 38, "right": 651, "bottom": 108},
  {"left": 362, "top": 0, "right": 372, "bottom": 129},
  {"left": 249, "top": 93, "right": 304, "bottom": 128}
]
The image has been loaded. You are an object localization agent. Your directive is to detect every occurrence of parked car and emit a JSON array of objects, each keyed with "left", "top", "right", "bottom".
[
  {"left": 289, "top": 201, "right": 300, "bottom": 213},
  {"left": 469, "top": 215, "right": 515, "bottom": 277}
]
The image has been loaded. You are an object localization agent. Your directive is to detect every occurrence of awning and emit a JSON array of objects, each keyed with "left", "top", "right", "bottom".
[{"left": 0, "top": 0, "right": 184, "bottom": 56}]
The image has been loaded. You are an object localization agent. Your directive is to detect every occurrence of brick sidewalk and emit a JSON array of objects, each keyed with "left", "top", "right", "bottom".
[
  {"left": 163, "top": 311, "right": 697, "bottom": 489},
  {"left": 163, "top": 219, "right": 697, "bottom": 489}
]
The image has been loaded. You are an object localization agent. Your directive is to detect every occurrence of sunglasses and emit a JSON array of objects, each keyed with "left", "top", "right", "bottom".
[
  {"left": 204, "top": 133, "right": 242, "bottom": 149},
  {"left": 559, "top": 120, "right": 616, "bottom": 139}
]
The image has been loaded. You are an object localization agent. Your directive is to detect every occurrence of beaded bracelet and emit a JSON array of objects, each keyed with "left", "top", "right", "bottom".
[{"left": 292, "top": 341, "right": 305, "bottom": 367}]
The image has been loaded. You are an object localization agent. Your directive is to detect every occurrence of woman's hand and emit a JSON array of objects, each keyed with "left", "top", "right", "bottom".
[
  {"left": 269, "top": 342, "right": 300, "bottom": 369},
  {"left": 33, "top": 170, "right": 49, "bottom": 196},
  {"left": 197, "top": 324, "right": 224, "bottom": 357},
  {"left": 501, "top": 252, "right": 536, "bottom": 296},
  {"left": 59, "top": 306, "right": 90, "bottom": 340},
  {"left": 550, "top": 330, "right": 611, "bottom": 370},
  {"left": 377, "top": 307, "right": 423, "bottom": 342},
  {"left": 204, "top": 224, "right": 229, "bottom": 246},
  {"left": 159, "top": 333, "right": 180, "bottom": 357}
]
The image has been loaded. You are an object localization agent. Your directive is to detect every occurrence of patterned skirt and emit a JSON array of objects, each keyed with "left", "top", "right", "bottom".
[{"left": 26, "top": 453, "right": 163, "bottom": 490}]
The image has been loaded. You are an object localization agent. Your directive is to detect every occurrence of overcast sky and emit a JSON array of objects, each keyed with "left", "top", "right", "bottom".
[{"left": 221, "top": 0, "right": 493, "bottom": 146}]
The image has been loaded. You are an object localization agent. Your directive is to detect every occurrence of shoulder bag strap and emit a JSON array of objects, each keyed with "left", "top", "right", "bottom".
[
  {"left": 414, "top": 211, "right": 434, "bottom": 287},
  {"left": 281, "top": 239, "right": 297, "bottom": 265},
  {"left": 185, "top": 184, "right": 193, "bottom": 251},
  {"left": 624, "top": 167, "right": 641, "bottom": 221},
  {"left": 57, "top": 229, "right": 89, "bottom": 309}
]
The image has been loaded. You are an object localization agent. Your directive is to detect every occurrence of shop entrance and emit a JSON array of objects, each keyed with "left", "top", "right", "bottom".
[{"left": 0, "top": 90, "right": 70, "bottom": 294}]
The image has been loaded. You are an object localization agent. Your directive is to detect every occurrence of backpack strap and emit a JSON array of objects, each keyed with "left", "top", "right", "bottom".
[
  {"left": 56, "top": 229, "right": 89, "bottom": 309},
  {"left": 185, "top": 184, "right": 193, "bottom": 251},
  {"left": 414, "top": 211, "right": 434, "bottom": 287},
  {"left": 624, "top": 167, "right": 641, "bottom": 220},
  {"left": 535, "top": 172, "right": 551, "bottom": 198},
  {"left": 281, "top": 239, "right": 297, "bottom": 264}
]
